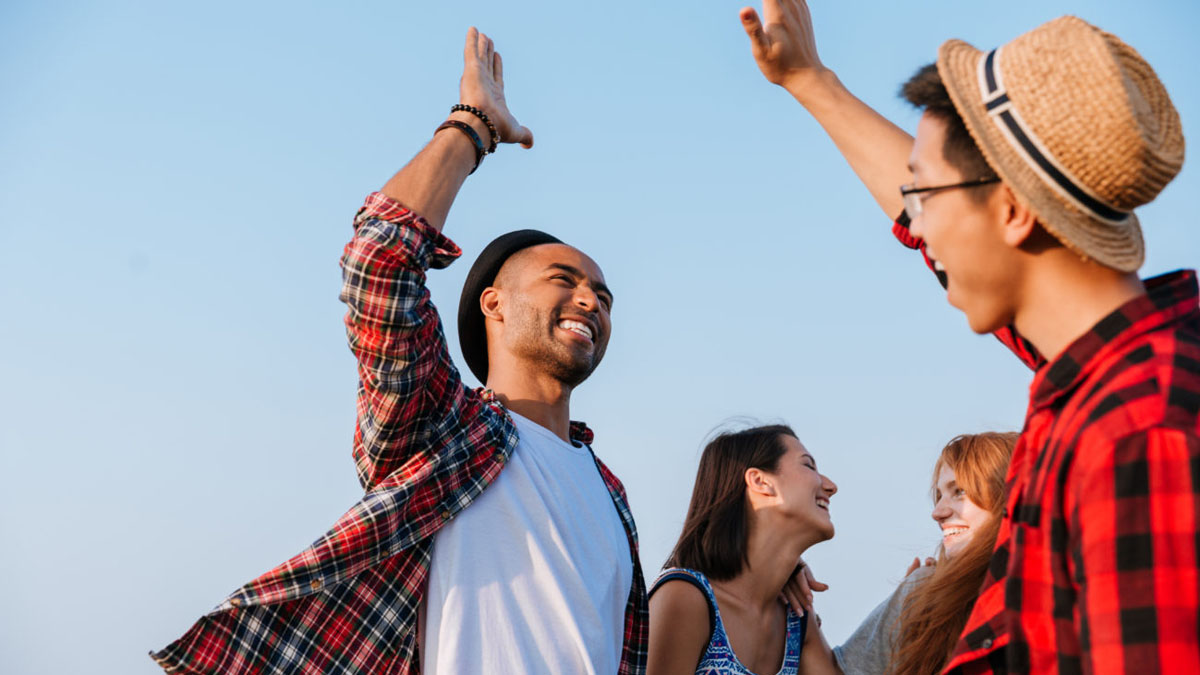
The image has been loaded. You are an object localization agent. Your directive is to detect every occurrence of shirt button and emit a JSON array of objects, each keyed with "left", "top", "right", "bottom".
[
  {"left": 310, "top": 579, "right": 323, "bottom": 591},
  {"left": 981, "top": 638, "right": 994, "bottom": 649},
  {"left": 441, "top": 510, "right": 453, "bottom": 521},
  {"left": 230, "top": 598, "right": 242, "bottom": 608}
]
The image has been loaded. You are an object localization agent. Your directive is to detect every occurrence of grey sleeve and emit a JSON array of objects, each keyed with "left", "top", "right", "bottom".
[{"left": 832, "top": 567, "right": 932, "bottom": 675}]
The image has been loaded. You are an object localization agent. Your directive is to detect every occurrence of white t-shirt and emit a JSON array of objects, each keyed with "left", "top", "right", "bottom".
[{"left": 421, "top": 411, "right": 633, "bottom": 674}]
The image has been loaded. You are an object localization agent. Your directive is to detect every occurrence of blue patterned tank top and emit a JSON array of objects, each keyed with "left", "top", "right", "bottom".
[{"left": 650, "top": 567, "right": 806, "bottom": 675}]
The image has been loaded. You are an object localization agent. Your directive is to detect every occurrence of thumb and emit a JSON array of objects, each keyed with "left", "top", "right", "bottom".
[
  {"left": 740, "top": 7, "right": 768, "bottom": 55},
  {"left": 515, "top": 125, "right": 534, "bottom": 149}
]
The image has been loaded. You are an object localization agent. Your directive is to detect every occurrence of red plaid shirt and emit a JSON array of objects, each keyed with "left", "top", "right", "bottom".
[
  {"left": 894, "top": 216, "right": 1200, "bottom": 674},
  {"left": 151, "top": 193, "right": 648, "bottom": 674}
]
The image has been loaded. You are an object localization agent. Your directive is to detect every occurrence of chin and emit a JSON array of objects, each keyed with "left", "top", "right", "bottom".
[{"left": 962, "top": 304, "right": 1012, "bottom": 335}]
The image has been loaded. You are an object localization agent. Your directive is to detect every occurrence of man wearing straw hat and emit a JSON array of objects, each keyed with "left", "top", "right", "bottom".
[
  {"left": 153, "top": 27, "right": 649, "bottom": 674},
  {"left": 741, "top": 1, "right": 1198, "bottom": 673}
]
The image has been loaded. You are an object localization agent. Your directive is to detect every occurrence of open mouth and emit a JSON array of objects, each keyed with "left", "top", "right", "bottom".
[
  {"left": 930, "top": 257, "right": 949, "bottom": 288},
  {"left": 942, "top": 526, "right": 968, "bottom": 541},
  {"left": 558, "top": 318, "right": 594, "bottom": 342},
  {"left": 815, "top": 497, "right": 830, "bottom": 511}
]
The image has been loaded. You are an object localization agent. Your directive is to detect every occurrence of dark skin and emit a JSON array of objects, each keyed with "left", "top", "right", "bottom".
[{"left": 481, "top": 243, "right": 613, "bottom": 442}]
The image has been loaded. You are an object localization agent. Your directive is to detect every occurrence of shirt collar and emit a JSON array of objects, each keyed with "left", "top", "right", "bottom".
[
  {"left": 479, "top": 387, "right": 595, "bottom": 445},
  {"left": 1029, "top": 269, "right": 1198, "bottom": 409}
]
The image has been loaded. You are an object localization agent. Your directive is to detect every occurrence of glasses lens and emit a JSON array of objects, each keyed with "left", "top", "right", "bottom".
[{"left": 901, "top": 188, "right": 921, "bottom": 219}]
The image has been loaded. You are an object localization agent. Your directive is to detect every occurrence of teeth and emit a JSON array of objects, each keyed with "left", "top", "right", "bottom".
[
  {"left": 816, "top": 498, "right": 830, "bottom": 510},
  {"left": 933, "top": 260, "right": 946, "bottom": 272},
  {"left": 943, "top": 527, "right": 968, "bottom": 537},
  {"left": 558, "top": 320, "right": 593, "bottom": 340}
]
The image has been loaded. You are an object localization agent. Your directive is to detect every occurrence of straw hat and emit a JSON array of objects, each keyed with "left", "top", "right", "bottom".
[{"left": 936, "top": 15, "right": 1184, "bottom": 272}]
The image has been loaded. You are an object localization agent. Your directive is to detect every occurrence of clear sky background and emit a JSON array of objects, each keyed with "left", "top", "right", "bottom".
[{"left": 1, "top": 1, "right": 1197, "bottom": 672}]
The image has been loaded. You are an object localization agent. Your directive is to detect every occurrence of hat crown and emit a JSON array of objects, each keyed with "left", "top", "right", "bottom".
[{"left": 992, "top": 15, "right": 1184, "bottom": 210}]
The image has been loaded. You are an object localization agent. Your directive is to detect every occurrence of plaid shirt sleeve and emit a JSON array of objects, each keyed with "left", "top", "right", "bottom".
[
  {"left": 340, "top": 192, "right": 465, "bottom": 490},
  {"left": 891, "top": 214, "right": 1044, "bottom": 371},
  {"left": 1070, "top": 426, "right": 1200, "bottom": 673}
]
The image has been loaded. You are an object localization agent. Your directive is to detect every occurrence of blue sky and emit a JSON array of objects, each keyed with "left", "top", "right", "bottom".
[{"left": 2, "top": 1, "right": 1197, "bottom": 672}]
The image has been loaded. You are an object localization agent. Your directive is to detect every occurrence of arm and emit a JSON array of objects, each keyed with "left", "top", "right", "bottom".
[
  {"left": 341, "top": 28, "right": 532, "bottom": 489},
  {"left": 739, "top": 0, "right": 912, "bottom": 219},
  {"left": 1074, "top": 428, "right": 1200, "bottom": 673},
  {"left": 381, "top": 27, "right": 533, "bottom": 232},
  {"left": 741, "top": 1, "right": 1047, "bottom": 371},
  {"left": 647, "top": 581, "right": 712, "bottom": 675},
  {"left": 799, "top": 616, "right": 843, "bottom": 675}
]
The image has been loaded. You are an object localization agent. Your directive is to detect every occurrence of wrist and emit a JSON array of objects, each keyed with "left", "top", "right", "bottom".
[
  {"left": 782, "top": 67, "right": 843, "bottom": 108},
  {"left": 448, "top": 110, "right": 492, "bottom": 144}
]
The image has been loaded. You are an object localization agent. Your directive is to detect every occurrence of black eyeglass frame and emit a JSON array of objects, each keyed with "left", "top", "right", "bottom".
[{"left": 899, "top": 177, "right": 1001, "bottom": 218}]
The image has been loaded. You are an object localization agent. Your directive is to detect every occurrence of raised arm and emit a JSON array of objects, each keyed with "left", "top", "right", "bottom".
[
  {"left": 341, "top": 28, "right": 532, "bottom": 489},
  {"left": 740, "top": 0, "right": 912, "bottom": 219},
  {"left": 381, "top": 27, "right": 533, "bottom": 232}
]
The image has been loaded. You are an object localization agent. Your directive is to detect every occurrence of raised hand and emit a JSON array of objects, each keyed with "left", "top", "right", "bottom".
[
  {"left": 459, "top": 27, "right": 533, "bottom": 148},
  {"left": 739, "top": 0, "right": 826, "bottom": 90},
  {"left": 905, "top": 556, "right": 937, "bottom": 576}
]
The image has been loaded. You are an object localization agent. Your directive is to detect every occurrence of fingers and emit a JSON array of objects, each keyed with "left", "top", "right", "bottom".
[
  {"left": 493, "top": 52, "right": 503, "bottom": 85},
  {"left": 780, "top": 588, "right": 805, "bottom": 616},
  {"left": 739, "top": 7, "right": 768, "bottom": 57},
  {"left": 926, "top": 556, "right": 937, "bottom": 567},
  {"left": 905, "top": 556, "right": 920, "bottom": 576},
  {"left": 803, "top": 564, "right": 829, "bottom": 592},
  {"left": 464, "top": 26, "right": 478, "bottom": 60}
]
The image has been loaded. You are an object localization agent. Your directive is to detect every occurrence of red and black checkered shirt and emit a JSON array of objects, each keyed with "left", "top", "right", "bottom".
[
  {"left": 894, "top": 216, "right": 1200, "bottom": 674},
  {"left": 150, "top": 193, "right": 648, "bottom": 674}
]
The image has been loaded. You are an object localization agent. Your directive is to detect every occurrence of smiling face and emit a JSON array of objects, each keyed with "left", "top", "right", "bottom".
[
  {"left": 908, "top": 113, "right": 1026, "bottom": 335},
  {"left": 483, "top": 243, "right": 612, "bottom": 387},
  {"left": 931, "top": 463, "right": 993, "bottom": 558},
  {"left": 760, "top": 436, "right": 838, "bottom": 541}
]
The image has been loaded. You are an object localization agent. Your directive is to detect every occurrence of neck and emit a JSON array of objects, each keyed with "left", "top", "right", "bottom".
[
  {"left": 1012, "top": 252, "right": 1144, "bottom": 362},
  {"left": 718, "top": 514, "right": 818, "bottom": 612},
  {"left": 486, "top": 366, "right": 574, "bottom": 443}
]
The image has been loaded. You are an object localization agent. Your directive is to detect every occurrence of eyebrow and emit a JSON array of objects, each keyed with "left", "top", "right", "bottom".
[{"left": 547, "top": 263, "right": 613, "bottom": 301}]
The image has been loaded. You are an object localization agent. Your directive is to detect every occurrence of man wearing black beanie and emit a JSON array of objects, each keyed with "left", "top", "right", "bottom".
[{"left": 153, "top": 27, "right": 646, "bottom": 674}]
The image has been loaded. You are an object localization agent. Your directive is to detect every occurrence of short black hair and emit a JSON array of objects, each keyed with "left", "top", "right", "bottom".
[{"left": 902, "top": 63, "right": 998, "bottom": 200}]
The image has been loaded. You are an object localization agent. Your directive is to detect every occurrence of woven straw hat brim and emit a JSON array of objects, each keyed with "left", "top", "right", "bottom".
[{"left": 937, "top": 36, "right": 1146, "bottom": 272}]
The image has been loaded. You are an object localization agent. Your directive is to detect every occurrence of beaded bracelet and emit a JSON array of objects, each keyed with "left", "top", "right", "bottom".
[
  {"left": 435, "top": 119, "right": 485, "bottom": 174},
  {"left": 450, "top": 104, "right": 499, "bottom": 154}
]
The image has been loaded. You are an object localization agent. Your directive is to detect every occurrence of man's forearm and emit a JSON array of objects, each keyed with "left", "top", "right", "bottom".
[
  {"left": 380, "top": 111, "right": 489, "bottom": 233},
  {"left": 785, "top": 70, "right": 912, "bottom": 220}
]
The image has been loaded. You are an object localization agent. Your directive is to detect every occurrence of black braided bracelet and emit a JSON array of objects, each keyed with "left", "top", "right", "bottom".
[
  {"left": 435, "top": 120, "right": 485, "bottom": 174},
  {"left": 450, "top": 104, "right": 499, "bottom": 153}
]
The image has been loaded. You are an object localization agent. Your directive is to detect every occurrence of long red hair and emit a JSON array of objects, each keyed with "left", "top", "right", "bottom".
[{"left": 889, "top": 432, "right": 1018, "bottom": 675}]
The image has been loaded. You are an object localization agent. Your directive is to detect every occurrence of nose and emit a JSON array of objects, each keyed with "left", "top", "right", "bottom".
[
  {"left": 574, "top": 284, "right": 600, "bottom": 312},
  {"left": 908, "top": 210, "right": 926, "bottom": 239},
  {"left": 822, "top": 474, "right": 837, "bottom": 496},
  {"left": 931, "top": 499, "right": 951, "bottom": 523}
]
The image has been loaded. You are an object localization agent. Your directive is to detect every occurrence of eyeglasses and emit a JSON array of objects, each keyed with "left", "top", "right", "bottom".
[{"left": 899, "top": 177, "right": 1000, "bottom": 219}]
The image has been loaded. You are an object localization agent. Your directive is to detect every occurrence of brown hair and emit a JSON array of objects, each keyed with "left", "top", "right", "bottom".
[
  {"left": 664, "top": 424, "right": 796, "bottom": 581},
  {"left": 902, "top": 63, "right": 998, "bottom": 201},
  {"left": 889, "top": 432, "right": 1019, "bottom": 675}
]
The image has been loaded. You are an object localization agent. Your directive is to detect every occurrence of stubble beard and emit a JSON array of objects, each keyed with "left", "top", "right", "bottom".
[{"left": 506, "top": 302, "right": 600, "bottom": 388}]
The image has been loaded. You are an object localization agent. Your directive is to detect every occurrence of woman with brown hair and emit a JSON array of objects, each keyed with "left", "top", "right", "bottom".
[
  {"left": 647, "top": 424, "right": 838, "bottom": 675},
  {"left": 799, "top": 432, "right": 1018, "bottom": 675}
]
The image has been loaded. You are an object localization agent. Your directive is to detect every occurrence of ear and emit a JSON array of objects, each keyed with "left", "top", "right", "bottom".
[
  {"left": 998, "top": 184, "right": 1039, "bottom": 248},
  {"left": 480, "top": 286, "right": 504, "bottom": 322},
  {"left": 744, "top": 467, "right": 776, "bottom": 498}
]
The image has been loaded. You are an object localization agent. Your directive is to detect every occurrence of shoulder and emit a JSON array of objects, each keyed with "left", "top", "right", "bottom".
[{"left": 648, "top": 573, "right": 713, "bottom": 674}]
